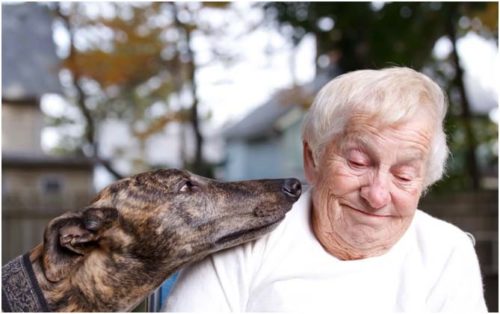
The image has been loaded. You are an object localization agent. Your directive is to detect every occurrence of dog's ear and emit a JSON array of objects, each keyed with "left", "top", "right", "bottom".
[{"left": 42, "top": 207, "right": 118, "bottom": 282}]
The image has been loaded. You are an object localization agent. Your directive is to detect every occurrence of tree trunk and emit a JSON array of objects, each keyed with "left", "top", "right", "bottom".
[
  {"left": 184, "top": 28, "right": 204, "bottom": 172},
  {"left": 170, "top": 3, "right": 204, "bottom": 174},
  {"left": 53, "top": 4, "right": 124, "bottom": 180},
  {"left": 446, "top": 6, "right": 480, "bottom": 190}
]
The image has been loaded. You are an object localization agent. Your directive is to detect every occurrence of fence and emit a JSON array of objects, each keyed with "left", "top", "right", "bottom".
[
  {"left": 2, "top": 191, "right": 95, "bottom": 263},
  {"left": 420, "top": 190, "right": 498, "bottom": 311}
]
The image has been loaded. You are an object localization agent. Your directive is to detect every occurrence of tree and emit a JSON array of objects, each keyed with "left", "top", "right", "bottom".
[
  {"left": 49, "top": 2, "right": 233, "bottom": 178},
  {"left": 51, "top": 3, "right": 176, "bottom": 178},
  {"left": 263, "top": 2, "right": 498, "bottom": 191}
]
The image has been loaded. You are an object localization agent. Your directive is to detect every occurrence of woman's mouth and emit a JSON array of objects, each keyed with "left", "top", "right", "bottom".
[{"left": 344, "top": 204, "right": 391, "bottom": 218}]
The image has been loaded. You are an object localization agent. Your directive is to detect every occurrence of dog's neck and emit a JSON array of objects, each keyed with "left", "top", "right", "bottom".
[{"left": 29, "top": 245, "right": 172, "bottom": 312}]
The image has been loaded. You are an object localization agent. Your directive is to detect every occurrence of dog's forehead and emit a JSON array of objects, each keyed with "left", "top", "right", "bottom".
[
  {"left": 91, "top": 169, "right": 190, "bottom": 206},
  {"left": 116, "top": 169, "right": 190, "bottom": 189},
  {"left": 158, "top": 168, "right": 191, "bottom": 180},
  {"left": 139, "top": 168, "right": 190, "bottom": 182}
]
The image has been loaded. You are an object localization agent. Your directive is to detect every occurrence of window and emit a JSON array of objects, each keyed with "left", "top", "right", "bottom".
[{"left": 41, "top": 176, "right": 63, "bottom": 194}]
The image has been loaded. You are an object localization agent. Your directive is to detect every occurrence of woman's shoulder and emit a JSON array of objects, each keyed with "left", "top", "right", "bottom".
[
  {"left": 259, "top": 187, "right": 315, "bottom": 248},
  {"left": 414, "top": 210, "right": 470, "bottom": 239},
  {"left": 212, "top": 187, "right": 314, "bottom": 263},
  {"left": 412, "top": 210, "right": 475, "bottom": 258}
]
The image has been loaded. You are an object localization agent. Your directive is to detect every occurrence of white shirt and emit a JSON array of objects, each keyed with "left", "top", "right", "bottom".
[{"left": 164, "top": 189, "right": 487, "bottom": 312}]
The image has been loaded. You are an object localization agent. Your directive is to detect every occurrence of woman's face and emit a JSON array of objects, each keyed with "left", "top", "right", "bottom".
[{"left": 305, "top": 114, "right": 433, "bottom": 259}]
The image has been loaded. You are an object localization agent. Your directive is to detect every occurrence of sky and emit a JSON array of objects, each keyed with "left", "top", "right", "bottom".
[
  {"left": 39, "top": 2, "right": 499, "bottom": 188},
  {"left": 41, "top": 2, "right": 498, "bottom": 128},
  {"left": 41, "top": 3, "right": 315, "bottom": 126},
  {"left": 40, "top": 2, "right": 316, "bottom": 153}
]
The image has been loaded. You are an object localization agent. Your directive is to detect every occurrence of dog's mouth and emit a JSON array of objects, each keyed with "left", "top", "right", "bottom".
[{"left": 215, "top": 218, "right": 283, "bottom": 246}]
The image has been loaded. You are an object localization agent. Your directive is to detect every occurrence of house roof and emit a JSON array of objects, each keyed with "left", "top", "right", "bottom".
[
  {"left": 224, "top": 92, "right": 294, "bottom": 140},
  {"left": 223, "top": 74, "right": 332, "bottom": 140},
  {"left": 2, "top": 3, "right": 62, "bottom": 101}
]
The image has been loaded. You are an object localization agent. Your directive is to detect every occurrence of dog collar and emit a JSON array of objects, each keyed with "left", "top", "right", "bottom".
[{"left": 2, "top": 253, "right": 50, "bottom": 312}]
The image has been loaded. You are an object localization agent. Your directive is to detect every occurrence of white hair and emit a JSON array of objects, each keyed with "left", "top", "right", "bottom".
[{"left": 302, "top": 67, "right": 449, "bottom": 188}]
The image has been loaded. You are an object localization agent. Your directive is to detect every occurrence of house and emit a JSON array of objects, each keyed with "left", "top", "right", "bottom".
[
  {"left": 2, "top": 3, "right": 96, "bottom": 263},
  {"left": 221, "top": 73, "right": 333, "bottom": 182}
]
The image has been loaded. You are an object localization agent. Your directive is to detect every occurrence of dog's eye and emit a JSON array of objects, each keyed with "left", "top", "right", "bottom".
[{"left": 179, "top": 180, "right": 196, "bottom": 193}]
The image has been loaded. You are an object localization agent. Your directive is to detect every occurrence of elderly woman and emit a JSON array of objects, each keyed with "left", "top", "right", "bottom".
[{"left": 163, "top": 67, "right": 487, "bottom": 312}]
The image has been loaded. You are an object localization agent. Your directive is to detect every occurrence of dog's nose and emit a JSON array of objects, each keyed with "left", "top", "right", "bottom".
[{"left": 282, "top": 178, "right": 302, "bottom": 199}]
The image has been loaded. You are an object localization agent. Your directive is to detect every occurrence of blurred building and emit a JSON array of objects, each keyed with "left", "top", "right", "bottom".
[
  {"left": 222, "top": 74, "right": 333, "bottom": 182},
  {"left": 2, "top": 3, "right": 96, "bottom": 263},
  {"left": 222, "top": 95, "right": 305, "bottom": 181}
]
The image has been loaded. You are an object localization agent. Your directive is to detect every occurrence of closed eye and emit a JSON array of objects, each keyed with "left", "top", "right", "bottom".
[
  {"left": 345, "top": 148, "right": 370, "bottom": 169},
  {"left": 348, "top": 159, "right": 368, "bottom": 168},
  {"left": 395, "top": 175, "right": 412, "bottom": 182},
  {"left": 392, "top": 165, "right": 419, "bottom": 183}
]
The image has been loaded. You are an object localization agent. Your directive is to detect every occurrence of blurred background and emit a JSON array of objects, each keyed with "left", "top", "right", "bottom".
[{"left": 1, "top": 2, "right": 498, "bottom": 311}]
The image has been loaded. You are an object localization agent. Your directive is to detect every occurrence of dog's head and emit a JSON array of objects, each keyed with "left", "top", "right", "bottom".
[{"left": 41, "top": 169, "right": 301, "bottom": 283}]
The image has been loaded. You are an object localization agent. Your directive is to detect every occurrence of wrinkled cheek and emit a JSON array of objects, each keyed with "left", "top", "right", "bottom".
[
  {"left": 398, "top": 187, "right": 423, "bottom": 216},
  {"left": 314, "top": 183, "right": 333, "bottom": 206},
  {"left": 400, "top": 200, "right": 420, "bottom": 218},
  {"left": 327, "top": 170, "right": 361, "bottom": 197}
]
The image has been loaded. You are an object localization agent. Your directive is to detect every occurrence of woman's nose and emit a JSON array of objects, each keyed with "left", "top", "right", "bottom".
[{"left": 360, "top": 176, "right": 390, "bottom": 210}]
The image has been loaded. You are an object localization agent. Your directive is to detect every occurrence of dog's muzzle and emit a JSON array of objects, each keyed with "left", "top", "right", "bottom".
[{"left": 2, "top": 253, "right": 50, "bottom": 312}]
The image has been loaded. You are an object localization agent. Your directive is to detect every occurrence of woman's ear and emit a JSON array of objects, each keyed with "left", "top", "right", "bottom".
[{"left": 303, "top": 141, "right": 318, "bottom": 185}]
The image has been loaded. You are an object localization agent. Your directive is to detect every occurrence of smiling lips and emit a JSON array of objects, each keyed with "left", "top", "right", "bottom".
[{"left": 344, "top": 204, "right": 392, "bottom": 218}]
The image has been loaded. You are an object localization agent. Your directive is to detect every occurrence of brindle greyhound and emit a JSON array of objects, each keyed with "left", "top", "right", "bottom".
[{"left": 2, "top": 169, "right": 301, "bottom": 312}]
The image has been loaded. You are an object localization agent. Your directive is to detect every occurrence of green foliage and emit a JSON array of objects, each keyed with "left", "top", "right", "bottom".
[
  {"left": 264, "top": 2, "right": 498, "bottom": 192},
  {"left": 431, "top": 115, "right": 498, "bottom": 193},
  {"left": 264, "top": 2, "right": 497, "bottom": 71}
]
